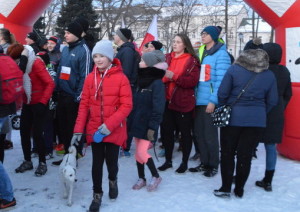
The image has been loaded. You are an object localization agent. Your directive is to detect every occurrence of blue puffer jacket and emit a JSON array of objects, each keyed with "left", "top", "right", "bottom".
[
  {"left": 56, "top": 39, "right": 92, "bottom": 102},
  {"left": 218, "top": 51, "right": 278, "bottom": 127},
  {"left": 196, "top": 43, "right": 231, "bottom": 105}
]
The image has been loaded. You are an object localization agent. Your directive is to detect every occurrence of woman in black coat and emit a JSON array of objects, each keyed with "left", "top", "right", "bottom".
[
  {"left": 128, "top": 50, "right": 166, "bottom": 191},
  {"left": 256, "top": 43, "right": 292, "bottom": 192}
]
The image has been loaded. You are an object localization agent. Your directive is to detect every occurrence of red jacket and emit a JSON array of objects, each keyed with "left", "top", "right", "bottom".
[
  {"left": 73, "top": 58, "right": 133, "bottom": 146},
  {"left": 165, "top": 53, "right": 200, "bottom": 113},
  {"left": 24, "top": 57, "right": 55, "bottom": 105}
]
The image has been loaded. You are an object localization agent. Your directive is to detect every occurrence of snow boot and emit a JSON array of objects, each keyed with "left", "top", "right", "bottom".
[
  {"left": 176, "top": 162, "right": 187, "bottom": 174},
  {"left": 213, "top": 188, "right": 231, "bottom": 198},
  {"left": 255, "top": 170, "right": 274, "bottom": 192},
  {"left": 109, "top": 180, "right": 118, "bottom": 200},
  {"left": 88, "top": 193, "right": 103, "bottom": 212}
]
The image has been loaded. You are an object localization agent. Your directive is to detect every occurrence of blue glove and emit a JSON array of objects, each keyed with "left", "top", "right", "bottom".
[{"left": 98, "top": 124, "right": 111, "bottom": 135}]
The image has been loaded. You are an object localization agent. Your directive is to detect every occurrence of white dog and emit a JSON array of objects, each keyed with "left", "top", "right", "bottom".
[{"left": 59, "top": 145, "right": 77, "bottom": 206}]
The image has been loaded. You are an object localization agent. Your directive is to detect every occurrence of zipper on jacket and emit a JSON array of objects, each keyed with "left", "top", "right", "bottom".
[{"left": 169, "top": 58, "right": 196, "bottom": 103}]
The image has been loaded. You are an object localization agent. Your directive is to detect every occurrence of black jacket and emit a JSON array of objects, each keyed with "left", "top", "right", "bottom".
[{"left": 261, "top": 43, "right": 292, "bottom": 143}]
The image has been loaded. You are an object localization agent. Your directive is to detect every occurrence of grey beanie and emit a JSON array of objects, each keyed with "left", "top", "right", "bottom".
[
  {"left": 142, "top": 50, "right": 166, "bottom": 67},
  {"left": 92, "top": 40, "right": 114, "bottom": 61}
]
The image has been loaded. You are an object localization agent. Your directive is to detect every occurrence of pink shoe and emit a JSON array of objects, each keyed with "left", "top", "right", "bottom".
[
  {"left": 132, "top": 178, "right": 146, "bottom": 190},
  {"left": 147, "top": 176, "right": 162, "bottom": 192}
]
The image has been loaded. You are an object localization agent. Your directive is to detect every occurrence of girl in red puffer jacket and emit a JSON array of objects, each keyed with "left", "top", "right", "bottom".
[{"left": 72, "top": 40, "right": 132, "bottom": 212}]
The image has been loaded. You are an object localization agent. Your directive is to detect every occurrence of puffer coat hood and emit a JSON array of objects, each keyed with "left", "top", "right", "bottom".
[
  {"left": 235, "top": 49, "right": 269, "bottom": 73},
  {"left": 263, "top": 42, "right": 282, "bottom": 64}
]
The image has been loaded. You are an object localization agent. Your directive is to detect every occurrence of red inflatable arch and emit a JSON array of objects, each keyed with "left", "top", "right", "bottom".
[
  {"left": 0, "top": 0, "right": 52, "bottom": 43},
  {"left": 244, "top": 0, "right": 300, "bottom": 161}
]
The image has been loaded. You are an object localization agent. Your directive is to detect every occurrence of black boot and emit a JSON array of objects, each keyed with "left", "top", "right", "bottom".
[
  {"left": 255, "top": 170, "right": 274, "bottom": 192},
  {"left": 109, "top": 180, "right": 118, "bottom": 200},
  {"left": 158, "top": 161, "right": 172, "bottom": 171},
  {"left": 89, "top": 193, "right": 103, "bottom": 212}
]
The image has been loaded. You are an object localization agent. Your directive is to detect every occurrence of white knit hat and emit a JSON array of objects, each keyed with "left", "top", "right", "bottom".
[{"left": 92, "top": 40, "right": 114, "bottom": 61}]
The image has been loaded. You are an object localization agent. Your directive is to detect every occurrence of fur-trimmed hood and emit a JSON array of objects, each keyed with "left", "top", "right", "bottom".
[{"left": 234, "top": 49, "right": 269, "bottom": 73}]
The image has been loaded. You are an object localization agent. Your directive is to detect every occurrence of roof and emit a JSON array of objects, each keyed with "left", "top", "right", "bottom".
[{"left": 238, "top": 18, "right": 272, "bottom": 33}]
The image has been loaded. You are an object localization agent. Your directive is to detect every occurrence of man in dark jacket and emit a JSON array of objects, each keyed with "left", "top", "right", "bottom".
[
  {"left": 113, "top": 28, "right": 140, "bottom": 156},
  {"left": 52, "top": 21, "right": 92, "bottom": 165}
]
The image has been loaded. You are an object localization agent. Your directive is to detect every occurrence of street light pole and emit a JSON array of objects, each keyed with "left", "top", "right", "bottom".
[{"left": 238, "top": 32, "right": 244, "bottom": 54}]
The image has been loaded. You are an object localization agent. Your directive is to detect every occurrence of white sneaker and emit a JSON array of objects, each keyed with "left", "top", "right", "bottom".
[
  {"left": 147, "top": 176, "right": 162, "bottom": 192},
  {"left": 132, "top": 178, "right": 146, "bottom": 190}
]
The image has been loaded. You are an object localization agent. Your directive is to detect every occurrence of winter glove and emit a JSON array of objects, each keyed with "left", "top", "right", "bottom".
[
  {"left": 98, "top": 124, "right": 111, "bottom": 135},
  {"left": 70, "top": 133, "right": 82, "bottom": 146},
  {"left": 147, "top": 129, "right": 155, "bottom": 142}
]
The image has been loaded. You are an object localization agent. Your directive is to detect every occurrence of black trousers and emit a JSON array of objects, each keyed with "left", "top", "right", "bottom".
[
  {"left": 161, "top": 105, "right": 193, "bottom": 164},
  {"left": 20, "top": 103, "right": 47, "bottom": 163},
  {"left": 91, "top": 142, "right": 119, "bottom": 193},
  {"left": 220, "top": 126, "right": 263, "bottom": 192},
  {"left": 56, "top": 94, "right": 79, "bottom": 153}
]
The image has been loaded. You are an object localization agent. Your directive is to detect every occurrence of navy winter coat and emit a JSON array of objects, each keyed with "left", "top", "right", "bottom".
[
  {"left": 218, "top": 63, "right": 278, "bottom": 127},
  {"left": 115, "top": 42, "right": 140, "bottom": 86},
  {"left": 128, "top": 67, "right": 165, "bottom": 141}
]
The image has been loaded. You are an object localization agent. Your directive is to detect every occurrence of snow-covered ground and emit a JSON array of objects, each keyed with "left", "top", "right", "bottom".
[{"left": 3, "top": 130, "right": 300, "bottom": 212}]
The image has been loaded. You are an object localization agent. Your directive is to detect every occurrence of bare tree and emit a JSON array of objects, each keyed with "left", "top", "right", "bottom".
[{"left": 43, "top": 0, "right": 63, "bottom": 36}]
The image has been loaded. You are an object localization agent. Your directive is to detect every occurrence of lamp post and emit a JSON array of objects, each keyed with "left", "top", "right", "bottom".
[{"left": 238, "top": 32, "right": 244, "bottom": 54}]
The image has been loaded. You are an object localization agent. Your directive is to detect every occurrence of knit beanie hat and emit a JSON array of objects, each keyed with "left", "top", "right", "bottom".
[
  {"left": 148, "top": 41, "right": 163, "bottom": 50},
  {"left": 142, "top": 50, "right": 166, "bottom": 67},
  {"left": 7, "top": 44, "right": 24, "bottom": 59},
  {"left": 92, "top": 40, "right": 114, "bottom": 61},
  {"left": 48, "top": 36, "right": 58, "bottom": 44},
  {"left": 202, "top": 26, "right": 221, "bottom": 42},
  {"left": 116, "top": 28, "right": 132, "bottom": 42},
  {"left": 74, "top": 17, "right": 89, "bottom": 33},
  {"left": 243, "top": 38, "right": 263, "bottom": 50},
  {"left": 36, "top": 51, "right": 50, "bottom": 65},
  {"left": 66, "top": 22, "right": 83, "bottom": 39},
  {"left": 27, "top": 32, "right": 38, "bottom": 42}
]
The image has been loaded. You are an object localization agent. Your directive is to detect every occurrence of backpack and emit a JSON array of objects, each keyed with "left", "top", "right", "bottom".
[{"left": 0, "top": 54, "right": 24, "bottom": 104}]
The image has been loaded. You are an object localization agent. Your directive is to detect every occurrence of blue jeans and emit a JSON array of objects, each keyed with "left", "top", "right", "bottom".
[
  {"left": 0, "top": 162, "right": 14, "bottom": 201},
  {"left": 0, "top": 116, "right": 14, "bottom": 201},
  {"left": 264, "top": 143, "right": 277, "bottom": 170}
]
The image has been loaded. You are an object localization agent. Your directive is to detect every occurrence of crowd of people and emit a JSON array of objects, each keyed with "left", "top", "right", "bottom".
[{"left": 0, "top": 18, "right": 292, "bottom": 212}]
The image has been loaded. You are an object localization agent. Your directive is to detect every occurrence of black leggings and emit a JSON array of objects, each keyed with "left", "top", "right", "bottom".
[
  {"left": 20, "top": 103, "right": 47, "bottom": 163},
  {"left": 91, "top": 142, "right": 120, "bottom": 193},
  {"left": 161, "top": 106, "right": 193, "bottom": 164}
]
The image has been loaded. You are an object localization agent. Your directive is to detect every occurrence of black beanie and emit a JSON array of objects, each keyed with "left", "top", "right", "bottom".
[
  {"left": 243, "top": 38, "right": 263, "bottom": 50},
  {"left": 27, "top": 32, "right": 38, "bottom": 42},
  {"left": 36, "top": 51, "right": 50, "bottom": 66},
  {"left": 116, "top": 28, "right": 132, "bottom": 42},
  {"left": 149, "top": 41, "right": 163, "bottom": 50},
  {"left": 66, "top": 22, "right": 83, "bottom": 39},
  {"left": 75, "top": 17, "right": 89, "bottom": 33}
]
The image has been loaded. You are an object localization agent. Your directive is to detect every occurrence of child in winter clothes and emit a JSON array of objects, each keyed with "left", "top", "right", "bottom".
[
  {"left": 15, "top": 50, "right": 55, "bottom": 176},
  {"left": 71, "top": 40, "right": 132, "bottom": 212},
  {"left": 129, "top": 50, "right": 166, "bottom": 191}
]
